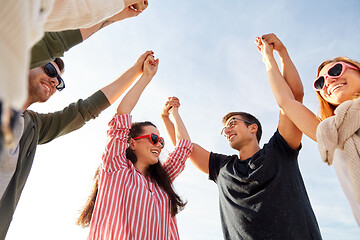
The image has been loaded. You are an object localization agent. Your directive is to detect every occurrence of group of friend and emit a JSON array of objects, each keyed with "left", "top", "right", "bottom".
[{"left": 1, "top": 1, "right": 359, "bottom": 240}]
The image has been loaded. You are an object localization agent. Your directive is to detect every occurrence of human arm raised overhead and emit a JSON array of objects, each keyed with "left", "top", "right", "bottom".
[
  {"left": 256, "top": 35, "right": 320, "bottom": 142},
  {"left": 116, "top": 53, "right": 159, "bottom": 115}
]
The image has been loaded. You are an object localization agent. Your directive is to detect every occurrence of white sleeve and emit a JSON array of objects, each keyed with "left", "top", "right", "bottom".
[
  {"left": 0, "top": 0, "right": 125, "bottom": 111},
  {"left": 44, "top": 0, "right": 125, "bottom": 31}
]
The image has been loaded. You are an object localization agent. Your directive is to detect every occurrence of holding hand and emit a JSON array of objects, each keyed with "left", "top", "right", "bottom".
[
  {"left": 133, "top": 51, "right": 154, "bottom": 75},
  {"left": 255, "top": 36, "right": 274, "bottom": 65},
  {"left": 143, "top": 54, "right": 159, "bottom": 78},
  {"left": 260, "top": 33, "right": 286, "bottom": 53},
  {"left": 162, "top": 97, "right": 180, "bottom": 118},
  {"left": 125, "top": 0, "right": 149, "bottom": 11},
  {"left": 161, "top": 97, "right": 190, "bottom": 146},
  {"left": 110, "top": 5, "right": 144, "bottom": 21}
]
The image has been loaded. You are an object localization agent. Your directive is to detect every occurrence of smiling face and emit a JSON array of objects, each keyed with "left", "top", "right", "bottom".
[
  {"left": 318, "top": 62, "right": 360, "bottom": 106},
  {"left": 223, "top": 115, "right": 257, "bottom": 151},
  {"left": 27, "top": 61, "right": 61, "bottom": 104},
  {"left": 131, "top": 125, "right": 162, "bottom": 173}
]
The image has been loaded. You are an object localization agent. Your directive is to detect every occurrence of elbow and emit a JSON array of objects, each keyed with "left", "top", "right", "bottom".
[
  {"left": 277, "top": 97, "right": 292, "bottom": 110},
  {"left": 293, "top": 87, "right": 304, "bottom": 102}
]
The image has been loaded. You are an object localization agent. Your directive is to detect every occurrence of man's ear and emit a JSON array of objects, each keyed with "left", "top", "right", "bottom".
[{"left": 249, "top": 123, "right": 258, "bottom": 135}]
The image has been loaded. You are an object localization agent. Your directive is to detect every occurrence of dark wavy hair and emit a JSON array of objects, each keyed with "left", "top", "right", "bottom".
[{"left": 77, "top": 121, "right": 186, "bottom": 227}]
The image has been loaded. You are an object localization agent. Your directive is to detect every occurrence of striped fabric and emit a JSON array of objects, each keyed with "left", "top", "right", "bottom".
[{"left": 88, "top": 114, "right": 193, "bottom": 240}]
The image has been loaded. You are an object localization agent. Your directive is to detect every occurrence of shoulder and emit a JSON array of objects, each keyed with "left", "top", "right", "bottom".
[
  {"left": 209, "top": 152, "right": 237, "bottom": 168},
  {"left": 23, "top": 110, "right": 42, "bottom": 126},
  {"left": 265, "top": 130, "right": 301, "bottom": 156}
]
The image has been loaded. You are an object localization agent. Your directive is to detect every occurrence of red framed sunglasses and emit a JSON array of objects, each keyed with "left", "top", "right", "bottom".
[
  {"left": 313, "top": 61, "right": 359, "bottom": 91},
  {"left": 133, "top": 133, "right": 164, "bottom": 148}
]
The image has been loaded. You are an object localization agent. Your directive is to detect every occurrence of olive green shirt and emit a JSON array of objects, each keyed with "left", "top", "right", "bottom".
[
  {"left": 30, "top": 30, "right": 83, "bottom": 69},
  {"left": 0, "top": 91, "right": 110, "bottom": 239}
]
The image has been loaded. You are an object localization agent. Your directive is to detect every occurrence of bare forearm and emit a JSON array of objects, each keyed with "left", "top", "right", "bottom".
[
  {"left": 80, "top": 18, "right": 116, "bottom": 40},
  {"left": 265, "top": 56, "right": 297, "bottom": 107},
  {"left": 172, "top": 110, "right": 191, "bottom": 142},
  {"left": 278, "top": 48, "right": 304, "bottom": 102},
  {"left": 116, "top": 74, "right": 152, "bottom": 114},
  {"left": 162, "top": 116, "right": 176, "bottom": 146},
  {"left": 101, "top": 66, "right": 141, "bottom": 105}
]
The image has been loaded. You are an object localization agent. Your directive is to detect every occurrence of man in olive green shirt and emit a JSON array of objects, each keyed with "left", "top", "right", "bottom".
[
  {"left": 0, "top": 49, "right": 154, "bottom": 239},
  {"left": 0, "top": 5, "right": 145, "bottom": 157}
]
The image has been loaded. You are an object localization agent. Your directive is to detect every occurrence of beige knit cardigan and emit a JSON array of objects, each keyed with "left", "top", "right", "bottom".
[{"left": 316, "top": 98, "right": 360, "bottom": 205}]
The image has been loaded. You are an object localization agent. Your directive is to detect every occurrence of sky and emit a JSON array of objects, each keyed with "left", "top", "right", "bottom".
[{"left": 5, "top": 0, "right": 360, "bottom": 239}]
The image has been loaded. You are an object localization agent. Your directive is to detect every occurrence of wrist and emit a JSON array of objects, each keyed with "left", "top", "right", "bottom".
[
  {"left": 263, "top": 54, "right": 275, "bottom": 65},
  {"left": 264, "top": 56, "right": 277, "bottom": 69},
  {"left": 142, "top": 71, "right": 155, "bottom": 79},
  {"left": 277, "top": 47, "right": 288, "bottom": 56},
  {"left": 130, "top": 65, "right": 142, "bottom": 77}
]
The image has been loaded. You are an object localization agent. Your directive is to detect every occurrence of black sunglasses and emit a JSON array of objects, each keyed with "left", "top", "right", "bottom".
[
  {"left": 43, "top": 63, "right": 65, "bottom": 91},
  {"left": 133, "top": 133, "right": 165, "bottom": 148},
  {"left": 313, "top": 62, "right": 358, "bottom": 91}
]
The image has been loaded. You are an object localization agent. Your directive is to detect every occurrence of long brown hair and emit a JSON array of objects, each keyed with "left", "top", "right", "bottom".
[
  {"left": 77, "top": 121, "right": 186, "bottom": 227},
  {"left": 316, "top": 57, "right": 360, "bottom": 120}
]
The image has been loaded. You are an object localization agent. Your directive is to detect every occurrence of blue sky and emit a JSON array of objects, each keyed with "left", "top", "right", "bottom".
[{"left": 6, "top": 0, "right": 360, "bottom": 239}]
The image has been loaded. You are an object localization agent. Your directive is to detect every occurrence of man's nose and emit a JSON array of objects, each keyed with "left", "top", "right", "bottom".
[
  {"left": 49, "top": 77, "right": 59, "bottom": 87},
  {"left": 224, "top": 127, "right": 231, "bottom": 135}
]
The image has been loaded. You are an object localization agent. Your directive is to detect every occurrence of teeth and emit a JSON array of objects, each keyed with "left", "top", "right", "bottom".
[
  {"left": 42, "top": 83, "right": 50, "bottom": 92},
  {"left": 329, "top": 84, "right": 344, "bottom": 94}
]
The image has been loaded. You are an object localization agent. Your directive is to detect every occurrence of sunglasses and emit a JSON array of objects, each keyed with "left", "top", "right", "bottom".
[
  {"left": 313, "top": 62, "right": 358, "bottom": 91},
  {"left": 133, "top": 133, "right": 165, "bottom": 148},
  {"left": 221, "top": 117, "right": 252, "bottom": 136},
  {"left": 43, "top": 63, "right": 65, "bottom": 91}
]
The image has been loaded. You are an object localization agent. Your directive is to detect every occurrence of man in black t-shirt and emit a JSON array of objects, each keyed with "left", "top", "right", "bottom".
[{"left": 188, "top": 34, "right": 322, "bottom": 239}]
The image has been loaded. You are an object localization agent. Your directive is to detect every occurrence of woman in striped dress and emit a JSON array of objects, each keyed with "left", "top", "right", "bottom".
[{"left": 77, "top": 52, "right": 193, "bottom": 239}]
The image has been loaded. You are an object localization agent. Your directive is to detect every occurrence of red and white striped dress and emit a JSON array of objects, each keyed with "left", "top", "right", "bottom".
[{"left": 88, "top": 114, "right": 193, "bottom": 240}]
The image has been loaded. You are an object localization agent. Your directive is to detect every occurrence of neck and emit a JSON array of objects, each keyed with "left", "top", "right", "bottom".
[
  {"left": 23, "top": 101, "right": 31, "bottom": 112},
  {"left": 134, "top": 162, "right": 149, "bottom": 177},
  {"left": 237, "top": 143, "right": 260, "bottom": 160}
]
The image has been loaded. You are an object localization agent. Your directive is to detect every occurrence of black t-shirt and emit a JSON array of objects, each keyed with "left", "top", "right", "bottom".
[{"left": 209, "top": 131, "right": 322, "bottom": 240}]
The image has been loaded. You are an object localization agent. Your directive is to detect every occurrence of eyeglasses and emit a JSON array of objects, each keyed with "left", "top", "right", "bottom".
[
  {"left": 133, "top": 133, "right": 165, "bottom": 148},
  {"left": 221, "top": 117, "right": 252, "bottom": 136},
  {"left": 313, "top": 62, "right": 359, "bottom": 91},
  {"left": 43, "top": 63, "right": 65, "bottom": 91}
]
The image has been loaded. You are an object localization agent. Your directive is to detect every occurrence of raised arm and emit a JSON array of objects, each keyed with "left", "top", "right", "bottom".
[
  {"left": 44, "top": 0, "right": 148, "bottom": 31},
  {"left": 117, "top": 54, "right": 159, "bottom": 114},
  {"left": 256, "top": 36, "right": 320, "bottom": 142},
  {"left": 80, "top": 6, "right": 145, "bottom": 40},
  {"left": 161, "top": 97, "right": 209, "bottom": 173},
  {"left": 190, "top": 144, "right": 210, "bottom": 174},
  {"left": 261, "top": 34, "right": 304, "bottom": 101},
  {"left": 31, "top": 7, "right": 146, "bottom": 69},
  {"left": 168, "top": 99, "right": 190, "bottom": 143},
  {"left": 257, "top": 34, "right": 303, "bottom": 149},
  {"left": 101, "top": 51, "right": 153, "bottom": 105},
  {"left": 161, "top": 97, "right": 181, "bottom": 146}
]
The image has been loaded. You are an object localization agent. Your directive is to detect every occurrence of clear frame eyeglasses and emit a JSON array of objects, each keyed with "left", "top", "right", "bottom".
[{"left": 220, "top": 117, "right": 252, "bottom": 137}]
